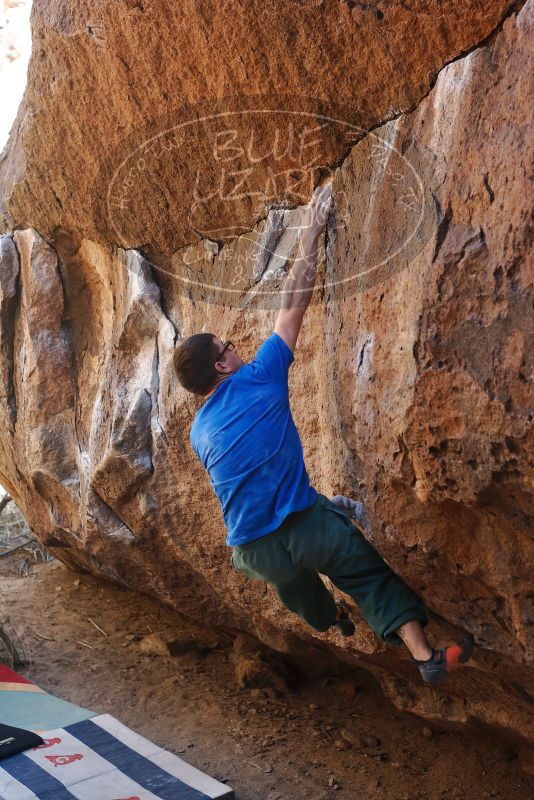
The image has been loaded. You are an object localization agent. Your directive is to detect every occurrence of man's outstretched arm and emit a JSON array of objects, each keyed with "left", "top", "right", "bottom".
[{"left": 274, "top": 183, "right": 333, "bottom": 353}]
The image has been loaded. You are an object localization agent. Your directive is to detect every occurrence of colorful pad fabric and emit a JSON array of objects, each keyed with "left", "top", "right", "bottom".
[
  {"left": 0, "top": 713, "right": 234, "bottom": 799},
  {"left": 0, "top": 664, "right": 95, "bottom": 733}
]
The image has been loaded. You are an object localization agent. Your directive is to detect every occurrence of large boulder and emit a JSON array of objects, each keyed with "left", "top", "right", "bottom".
[{"left": 0, "top": 0, "right": 532, "bottom": 762}]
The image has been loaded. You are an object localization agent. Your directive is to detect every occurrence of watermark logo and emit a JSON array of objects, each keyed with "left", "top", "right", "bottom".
[{"left": 93, "top": 94, "right": 436, "bottom": 308}]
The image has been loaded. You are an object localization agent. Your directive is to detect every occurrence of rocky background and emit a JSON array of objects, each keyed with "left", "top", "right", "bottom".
[{"left": 0, "top": 0, "right": 532, "bottom": 769}]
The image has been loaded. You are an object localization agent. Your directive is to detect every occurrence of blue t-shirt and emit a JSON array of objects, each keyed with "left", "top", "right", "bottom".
[{"left": 190, "top": 332, "right": 317, "bottom": 546}]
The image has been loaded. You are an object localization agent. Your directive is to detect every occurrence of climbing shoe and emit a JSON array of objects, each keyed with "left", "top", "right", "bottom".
[
  {"left": 332, "top": 600, "right": 356, "bottom": 637},
  {"left": 415, "top": 635, "right": 475, "bottom": 685}
]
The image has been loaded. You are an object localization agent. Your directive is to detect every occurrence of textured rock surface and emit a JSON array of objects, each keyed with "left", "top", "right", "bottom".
[
  {"left": 0, "top": 0, "right": 533, "bottom": 760},
  {"left": 0, "top": 0, "right": 520, "bottom": 251}
]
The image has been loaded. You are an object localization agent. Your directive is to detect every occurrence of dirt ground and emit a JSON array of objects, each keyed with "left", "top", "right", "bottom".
[{"left": 1, "top": 553, "right": 532, "bottom": 800}]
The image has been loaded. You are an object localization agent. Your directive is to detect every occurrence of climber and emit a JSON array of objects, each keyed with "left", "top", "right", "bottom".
[{"left": 174, "top": 183, "right": 473, "bottom": 685}]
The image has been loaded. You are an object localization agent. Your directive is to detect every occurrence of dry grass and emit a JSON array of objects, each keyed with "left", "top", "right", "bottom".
[{"left": 0, "top": 493, "right": 54, "bottom": 576}]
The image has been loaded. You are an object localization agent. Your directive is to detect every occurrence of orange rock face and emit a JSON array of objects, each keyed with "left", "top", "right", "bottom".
[
  {"left": 0, "top": 0, "right": 532, "bottom": 759},
  {"left": 0, "top": 0, "right": 519, "bottom": 249}
]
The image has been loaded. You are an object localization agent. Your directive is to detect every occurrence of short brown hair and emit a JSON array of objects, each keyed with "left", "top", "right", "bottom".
[{"left": 173, "top": 333, "right": 220, "bottom": 395}]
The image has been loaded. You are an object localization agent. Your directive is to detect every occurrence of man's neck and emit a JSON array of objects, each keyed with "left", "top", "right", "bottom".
[{"left": 203, "top": 373, "right": 231, "bottom": 400}]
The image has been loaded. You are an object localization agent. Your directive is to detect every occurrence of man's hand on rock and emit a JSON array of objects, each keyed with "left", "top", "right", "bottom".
[
  {"left": 330, "top": 494, "right": 367, "bottom": 528},
  {"left": 303, "top": 182, "right": 333, "bottom": 240}
]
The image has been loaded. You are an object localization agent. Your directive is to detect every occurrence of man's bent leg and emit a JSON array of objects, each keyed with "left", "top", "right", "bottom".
[
  {"left": 310, "top": 514, "right": 475, "bottom": 682},
  {"left": 276, "top": 494, "right": 474, "bottom": 683},
  {"left": 286, "top": 495, "right": 430, "bottom": 646},
  {"left": 231, "top": 531, "right": 338, "bottom": 633},
  {"left": 273, "top": 570, "right": 338, "bottom": 633},
  {"left": 326, "top": 533, "right": 430, "bottom": 647}
]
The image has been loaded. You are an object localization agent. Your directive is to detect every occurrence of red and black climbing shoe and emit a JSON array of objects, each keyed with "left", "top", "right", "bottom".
[
  {"left": 416, "top": 635, "right": 475, "bottom": 685},
  {"left": 332, "top": 601, "right": 356, "bottom": 637}
]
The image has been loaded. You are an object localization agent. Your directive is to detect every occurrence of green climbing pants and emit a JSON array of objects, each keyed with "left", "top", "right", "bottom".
[{"left": 230, "top": 492, "right": 428, "bottom": 644}]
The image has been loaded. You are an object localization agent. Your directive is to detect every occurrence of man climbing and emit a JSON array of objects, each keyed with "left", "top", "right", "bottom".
[{"left": 174, "top": 183, "right": 473, "bottom": 685}]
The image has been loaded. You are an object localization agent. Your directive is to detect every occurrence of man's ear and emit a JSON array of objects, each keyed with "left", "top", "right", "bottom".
[{"left": 214, "top": 359, "right": 230, "bottom": 374}]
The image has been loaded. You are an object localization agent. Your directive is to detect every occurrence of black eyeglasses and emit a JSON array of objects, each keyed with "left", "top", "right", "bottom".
[{"left": 218, "top": 340, "right": 235, "bottom": 359}]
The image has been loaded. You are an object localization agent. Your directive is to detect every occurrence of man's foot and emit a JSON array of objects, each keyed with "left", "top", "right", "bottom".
[
  {"left": 332, "top": 600, "right": 356, "bottom": 637},
  {"left": 415, "top": 636, "right": 475, "bottom": 685}
]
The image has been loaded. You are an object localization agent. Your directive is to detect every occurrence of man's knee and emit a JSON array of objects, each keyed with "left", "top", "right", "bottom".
[{"left": 232, "top": 542, "right": 300, "bottom": 584}]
